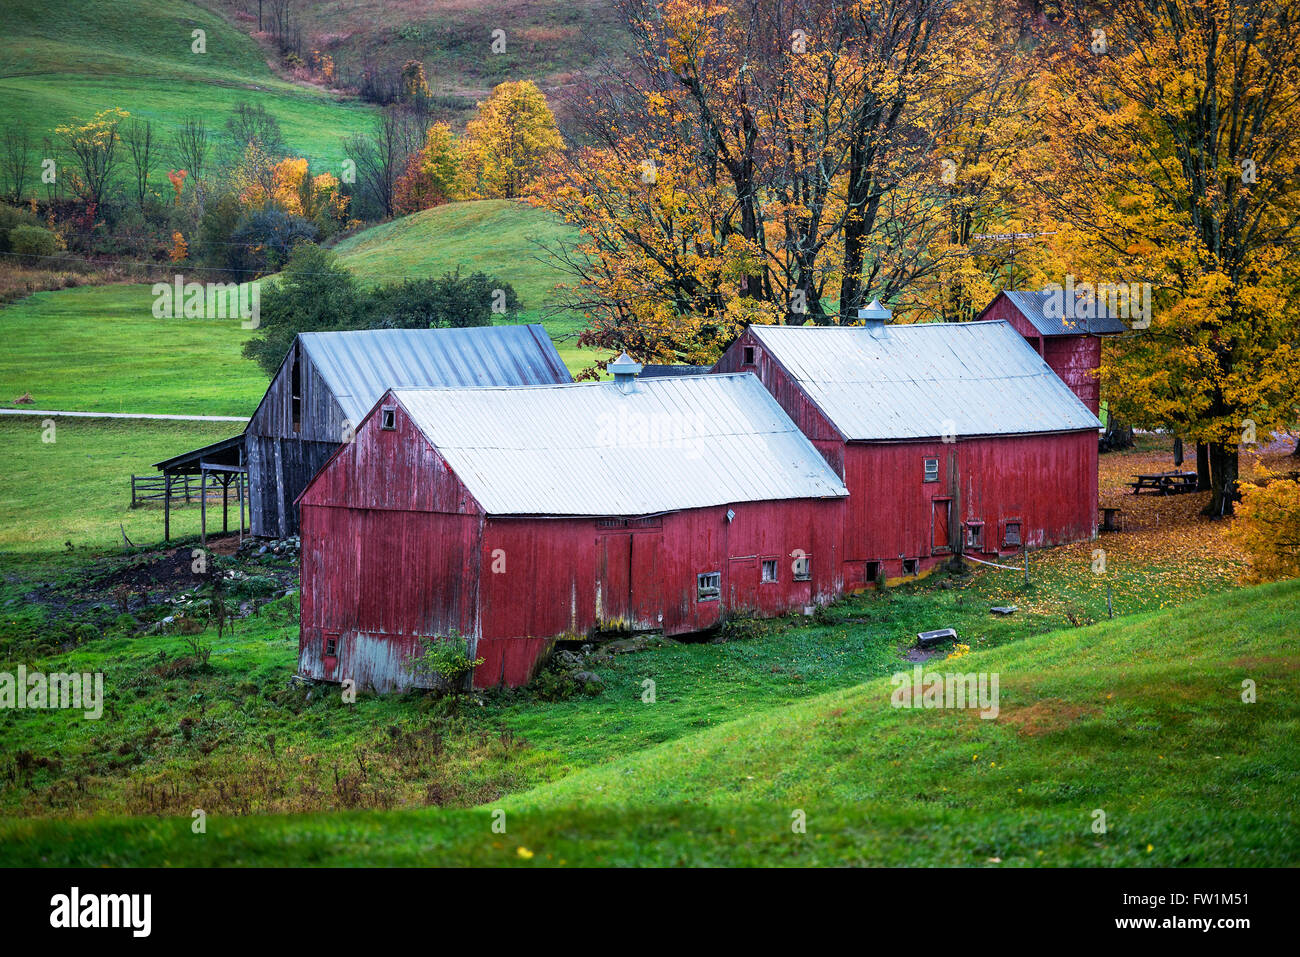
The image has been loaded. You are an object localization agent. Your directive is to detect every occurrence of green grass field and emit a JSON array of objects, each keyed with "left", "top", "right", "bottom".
[
  {"left": 0, "top": 576, "right": 1294, "bottom": 866},
  {"left": 0, "top": 200, "right": 591, "bottom": 422},
  {"left": 0, "top": 418, "right": 240, "bottom": 556},
  {"left": 0, "top": 0, "right": 375, "bottom": 183},
  {"left": 0, "top": 284, "right": 264, "bottom": 415},
  {"left": 331, "top": 199, "right": 590, "bottom": 368}
]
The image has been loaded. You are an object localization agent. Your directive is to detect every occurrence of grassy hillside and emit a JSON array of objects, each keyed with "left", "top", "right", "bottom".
[
  {"left": 0, "top": 0, "right": 374, "bottom": 178},
  {"left": 199, "top": 0, "right": 629, "bottom": 108},
  {"left": 0, "top": 284, "right": 264, "bottom": 416},
  {"left": 332, "top": 199, "right": 590, "bottom": 367},
  {"left": 1, "top": 571, "right": 1293, "bottom": 866}
]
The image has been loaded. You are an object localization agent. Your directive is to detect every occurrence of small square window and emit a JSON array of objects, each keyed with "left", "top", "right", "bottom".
[
  {"left": 697, "top": 572, "right": 721, "bottom": 601},
  {"left": 761, "top": 559, "right": 778, "bottom": 583},
  {"left": 380, "top": 407, "right": 397, "bottom": 431},
  {"left": 923, "top": 457, "right": 940, "bottom": 483},
  {"left": 324, "top": 634, "right": 338, "bottom": 657},
  {"left": 743, "top": 345, "right": 756, "bottom": 365},
  {"left": 902, "top": 559, "right": 918, "bottom": 576},
  {"left": 1004, "top": 521, "right": 1022, "bottom": 547},
  {"left": 965, "top": 522, "right": 984, "bottom": 549},
  {"left": 792, "top": 554, "right": 811, "bottom": 581},
  {"left": 866, "top": 561, "right": 881, "bottom": 583}
]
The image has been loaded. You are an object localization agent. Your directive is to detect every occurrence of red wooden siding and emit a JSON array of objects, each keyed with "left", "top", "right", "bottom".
[
  {"left": 840, "top": 432, "right": 1097, "bottom": 585},
  {"left": 299, "top": 400, "right": 485, "bottom": 691}
]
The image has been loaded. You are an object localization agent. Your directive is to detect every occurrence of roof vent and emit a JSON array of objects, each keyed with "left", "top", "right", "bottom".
[
  {"left": 609, "top": 352, "right": 643, "bottom": 393},
  {"left": 858, "top": 299, "right": 892, "bottom": 337}
]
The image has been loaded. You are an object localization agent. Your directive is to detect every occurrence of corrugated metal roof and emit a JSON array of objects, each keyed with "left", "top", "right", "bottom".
[
  {"left": 749, "top": 320, "right": 1102, "bottom": 440},
  {"left": 393, "top": 373, "right": 848, "bottom": 516},
  {"left": 299, "top": 325, "right": 571, "bottom": 423},
  {"left": 1001, "top": 290, "right": 1129, "bottom": 335}
]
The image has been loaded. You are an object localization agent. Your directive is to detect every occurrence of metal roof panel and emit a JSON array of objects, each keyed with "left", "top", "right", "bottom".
[
  {"left": 393, "top": 373, "right": 848, "bottom": 515},
  {"left": 298, "top": 325, "right": 571, "bottom": 423},
  {"left": 749, "top": 320, "right": 1102, "bottom": 440}
]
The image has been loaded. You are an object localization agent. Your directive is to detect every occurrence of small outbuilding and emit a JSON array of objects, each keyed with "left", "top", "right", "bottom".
[
  {"left": 714, "top": 314, "right": 1102, "bottom": 587},
  {"left": 243, "top": 325, "right": 571, "bottom": 538},
  {"left": 297, "top": 369, "right": 848, "bottom": 690},
  {"left": 975, "top": 290, "right": 1127, "bottom": 415}
]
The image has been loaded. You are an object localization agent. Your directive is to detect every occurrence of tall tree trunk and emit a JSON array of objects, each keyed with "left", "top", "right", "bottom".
[
  {"left": 1203, "top": 442, "right": 1238, "bottom": 516},
  {"left": 1196, "top": 442, "right": 1211, "bottom": 490}
]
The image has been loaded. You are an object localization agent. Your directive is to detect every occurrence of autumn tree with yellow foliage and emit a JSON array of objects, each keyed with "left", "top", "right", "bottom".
[
  {"left": 394, "top": 122, "right": 463, "bottom": 214},
  {"left": 1037, "top": 0, "right": 1300, "bottom": 516},
  {"left": 235, "top": 155, "right": 349, "bottom": 233},
  {"left": 530, "top": 0, "right": 1032, "bottom": 366},
  {"left": 460, "top": 80, "right": 563, "bottom": 200}
]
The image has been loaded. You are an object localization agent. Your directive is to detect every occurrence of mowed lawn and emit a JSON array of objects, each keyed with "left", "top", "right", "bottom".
[
  {"left": 0, "top": 417, "right": 239, "bottom": 555},
  {"left": 0, "top": 0, "right": 375, "bottom": 182},
  {"left": 332, "top": 200, "right": 594, "bottom": 369},
  {"left": 0, "top": 284, "right": 266, "bottom": 415},
  {"left": 1, "top": 578, "right": 1295, "bottom": 866}
]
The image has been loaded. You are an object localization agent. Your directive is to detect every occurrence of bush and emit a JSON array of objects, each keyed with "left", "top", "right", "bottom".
[
  {"left": 407, "top": 633, "right": 483, "bottom": 694},
  {"left": 0, "top": 204, "right": 41, "bottom": 253},
  {"left": 9, "top": 224, "right": 56, "bottom": 263},
  {"left": 228, "top": 208, "right": 318, "bottom": 277},
  {"left": 242, "top": 246, "right": 524, "bottom": 373},
  {"left": 1234, "top": 474, "right": 1300, "bottom": 582},
  {"left": 369, "top": 270, "right": 520, "bottom": 328}
]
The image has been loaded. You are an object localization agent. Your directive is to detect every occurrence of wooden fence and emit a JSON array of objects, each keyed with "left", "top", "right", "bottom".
[{"left": 130, "top": 474, "right": 220, "bottom": 508}]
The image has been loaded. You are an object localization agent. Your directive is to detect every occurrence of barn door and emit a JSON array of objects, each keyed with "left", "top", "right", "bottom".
[
  {"left": 628, "top": 531, "right": 661, "bottom": 630},
  {"left": 597, "top": 532, "right": 632, "bottom": 629},
  {"left": 932, "top": 498, "right": 952, "bottom": 553}
]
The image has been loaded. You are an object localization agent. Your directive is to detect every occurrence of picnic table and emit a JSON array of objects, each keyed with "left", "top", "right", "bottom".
[{"left": 1129, "top": 471, "right": 1199, "bottom": 495}]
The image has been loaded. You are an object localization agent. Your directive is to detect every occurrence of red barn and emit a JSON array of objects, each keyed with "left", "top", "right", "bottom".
[
  {"left": 975, "top": 290, "right": 1127, "bottom": 415},
  {"left": 297, "top": 368, "right": 848, "bottom": 690},
  {"left": 714, "top": 316, "right": 1102, "bottom": 588}
]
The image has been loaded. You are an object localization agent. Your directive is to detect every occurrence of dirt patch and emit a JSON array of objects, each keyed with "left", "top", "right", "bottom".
[
  {"left": 96, "top": 547, "right": 215, "bottom": 592},
  {"left": 1001, "top": 698, "right": 1100, "bottom": 736}
]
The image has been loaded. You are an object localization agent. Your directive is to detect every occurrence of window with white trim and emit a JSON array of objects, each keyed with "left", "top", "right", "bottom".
[{"left": 697, "top": 572, "right": 721, "bottom": 601}]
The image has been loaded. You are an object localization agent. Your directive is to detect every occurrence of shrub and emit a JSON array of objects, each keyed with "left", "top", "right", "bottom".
[
  {"left": 9, "top": 224, "right": 56, "bottom": 263},
  {"left": 0, "top": 204, "right": 41, "bottom": 253},
  {"left": 1234, "top": 474, "right": 1300, "bottom": 582},
  {"left": 228, "top": 208, "right": 318, "bottom": 276},
  {"left": 407, "top": 633, "right": 484, "bottom": 694},
  {"left": 369, "top": 270, "right": 519, "bottom": 329}
]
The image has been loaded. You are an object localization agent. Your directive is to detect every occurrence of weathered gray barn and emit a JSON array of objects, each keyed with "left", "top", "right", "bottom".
[{"left": 244, "top": 325, "right": 572, "bottom": 538}]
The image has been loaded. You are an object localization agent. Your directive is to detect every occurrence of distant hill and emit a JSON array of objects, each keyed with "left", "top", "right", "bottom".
[
  {"left": 331, "top": 199, "right": 589, "bottom": 368},
  {"left": 197, "top": 0, "right": 629, "bottom": 122},
  {"left": 0, "top": 0, "right": 375, "bottom": 170}
]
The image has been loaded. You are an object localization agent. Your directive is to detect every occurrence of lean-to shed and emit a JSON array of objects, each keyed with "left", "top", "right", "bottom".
[
  {"left": 243, "top": 324, "right": 571, "bottom": 538},
  {"left": 714, "top": 317, "right": 1102, "bottom": 587},
  {"left": 297, "top": 370, "right": 848, "bottom": 690}
]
